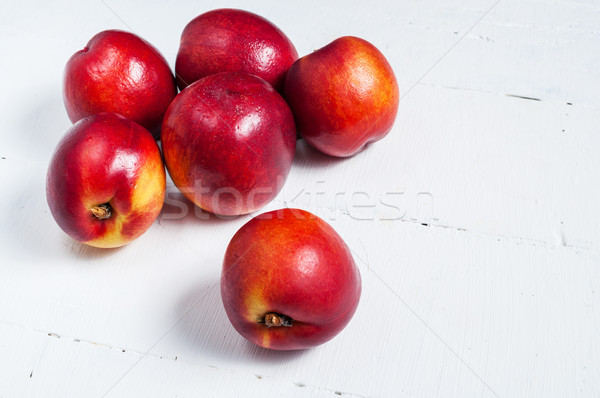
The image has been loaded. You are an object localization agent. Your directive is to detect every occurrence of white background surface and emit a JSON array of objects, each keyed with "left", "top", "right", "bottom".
[{"left": 1, "top": 0, "right": 599, "bottom": 397}]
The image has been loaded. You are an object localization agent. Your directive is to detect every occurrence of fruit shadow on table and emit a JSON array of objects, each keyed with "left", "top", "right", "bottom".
[
  {"left": 292, "top": 139, "right": 348, "bottom": 171},
  {"left": 158, "top": 186, "right": 249, "bottom": 227},
  {"left": 66, "top": 238, "right": 123, "bottom": 259},
  {"left": 176, "top": 281, "right": 305, "bottom": 363}
]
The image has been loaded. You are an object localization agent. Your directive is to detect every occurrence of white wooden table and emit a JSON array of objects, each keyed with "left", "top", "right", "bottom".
[{"left": 1, "top": 1, "right": 599, "bottom": 397}]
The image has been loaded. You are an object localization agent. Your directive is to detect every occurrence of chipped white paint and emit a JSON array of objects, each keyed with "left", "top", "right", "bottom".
[{"left": 0, "top": 0, "right": 599, "bottom": 397}]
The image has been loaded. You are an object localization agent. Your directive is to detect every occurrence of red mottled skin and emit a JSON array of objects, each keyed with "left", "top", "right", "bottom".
[
  {"left": 284, "top": 36, "right": 400, "bottom": 157},
  {"left": 175, "top": 9, "right": 298, "bottom": 92},
  {"left": 161, "top": 73, "right": 296, "bottom": 216},
  {"left": 63, "top": 30, "right": 177, "bottom": 138},
  {"left": 221, "top": 208, "right": 361, "bottom": 350},
  {"left": 46, "top": 113, "right": 166, "bottom": 248}
]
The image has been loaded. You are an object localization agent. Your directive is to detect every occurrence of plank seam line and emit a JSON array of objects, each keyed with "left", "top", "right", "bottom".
[
  {"left": 415, "top": 82, "right": 599, "bottom": 108},
  {"left": 271, "top": 199, "right": 599, "bottom": 256},
  {"left": 0, "top": 319, "right": 369, "bottom": 398}
]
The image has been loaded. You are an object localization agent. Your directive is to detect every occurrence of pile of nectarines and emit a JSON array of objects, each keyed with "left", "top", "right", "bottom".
[{"left": 47, "top": 9, "right": 398, "bottom": 350}]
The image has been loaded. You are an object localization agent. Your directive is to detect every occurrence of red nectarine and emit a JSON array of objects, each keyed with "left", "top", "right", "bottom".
[
  {"left": 221, "top": 208, "right": 361, "bottom": 350},
  {"left": 63, "top": 30, "right": 177, "bottom": 138},
  {"left": 175, "top": 9, "right": 298, "bottom": 92},
  {"left": 46, "top": 113, "right": 166, "bottom": 248},
  {"left": 161, "top": 72, "right": 296, "bottom": 216},
  {"left": 284, "top": 36, "right": 399, "bottom": 157}
]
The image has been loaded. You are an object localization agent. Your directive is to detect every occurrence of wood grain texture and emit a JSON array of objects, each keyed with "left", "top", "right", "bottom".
[{"left": 1, "top": 0, "right": 599, "bottom": 397}]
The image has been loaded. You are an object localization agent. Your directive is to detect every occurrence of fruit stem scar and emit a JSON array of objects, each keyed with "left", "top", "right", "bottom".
[
  {"left": 90, "top": 203, "right": 113, "bottom": 220},
  {"left": 261, "top": 313, "right": 293, "bottom": 328}
]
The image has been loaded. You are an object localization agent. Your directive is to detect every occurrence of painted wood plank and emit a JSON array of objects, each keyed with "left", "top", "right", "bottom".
[{"left": 1, "top": 0, "right": 599, "bottom": 397}]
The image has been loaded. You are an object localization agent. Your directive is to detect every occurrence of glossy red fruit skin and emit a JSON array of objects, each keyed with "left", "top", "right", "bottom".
[
  {"left": 46, "top": 113, "right": 166, "bottom": 248},
  {"left": 221, "top": 208, "right": 362, "bottom": 350},
  {"left": 161, "top": 72, "right": 296, "bottom": 216},
  {"left": 284, "top": 36, "right": 400, "bottom": 157},
  {"left": 63, "top": 30, "right": 177, "bottom": 138},
  {"left": 175, "top": 8, "right": 298, "bottom": 92}
]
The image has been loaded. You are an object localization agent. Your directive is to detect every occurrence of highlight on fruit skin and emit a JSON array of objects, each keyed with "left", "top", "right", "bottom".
[
  {"left": 220, "top": 208, "right": 362, "bottom": 350},
  {"left": 46, "top": 113, "right": 166, "bottom": 248}
]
